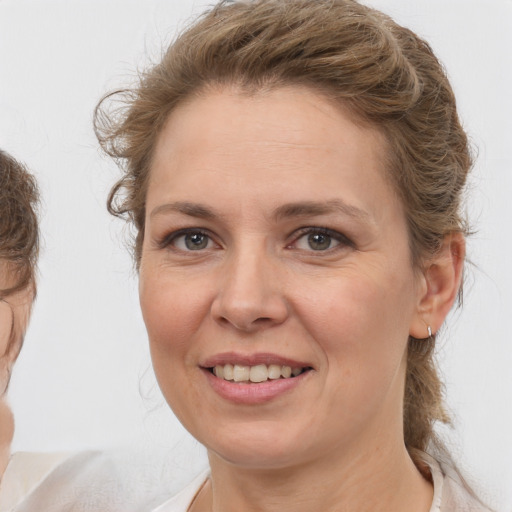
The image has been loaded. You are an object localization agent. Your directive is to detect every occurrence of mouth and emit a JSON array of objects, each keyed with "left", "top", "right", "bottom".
[
  {"left": 207, "top": 363, "right": 313, "bottom": 383},
  {"left": 200, "top": 354, "right": 314, "bottom": 404}
]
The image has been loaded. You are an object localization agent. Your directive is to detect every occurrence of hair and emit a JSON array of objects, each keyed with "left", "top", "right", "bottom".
[
  {"left": 0, "top": 150, "right": 40, "bottom": 364},
  {"left": 95, "top": 0, "right": 472, "bottom": 460},
  {"left": 0, "top": 150, "right": 39, "bottom": 297}
]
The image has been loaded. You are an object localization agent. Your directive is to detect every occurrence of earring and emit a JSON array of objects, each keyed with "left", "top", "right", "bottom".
[{"left": 427, "top": 325, "right": 432, "bottom": 338}]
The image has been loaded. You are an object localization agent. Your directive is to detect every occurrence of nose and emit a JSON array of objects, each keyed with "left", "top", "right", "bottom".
[{"left": 210, "top": 250, "right": 289, "bottom": 333}]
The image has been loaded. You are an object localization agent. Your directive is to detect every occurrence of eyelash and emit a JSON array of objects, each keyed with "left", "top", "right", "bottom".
[
  {"left": 158, "top": 228, "right": 216, "bottom": 251},
  {"left": 158, "top": 226, "right": 354, "bottom": 254},
  {"left": 288, "top": 227, "right": 354, "bottom": 253}
]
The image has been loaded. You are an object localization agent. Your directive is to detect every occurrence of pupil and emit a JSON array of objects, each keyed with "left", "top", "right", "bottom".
[
  {"left": 186, "top": 233, "right": 208, "bottom": 250},
  {"left": 308, "top": 233, "right": 331, "bottom": 250}
]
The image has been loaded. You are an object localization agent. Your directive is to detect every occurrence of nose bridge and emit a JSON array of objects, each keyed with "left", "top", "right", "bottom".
[{"left": 211, "top": 239, "right": 287, "bottom": 331}]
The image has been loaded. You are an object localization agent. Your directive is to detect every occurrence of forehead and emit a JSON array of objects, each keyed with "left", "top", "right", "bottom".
[
  {"left": 155, "top": 85, "right": 387, "bottom": 158},
  {"left": 147, "top": 87, "right": 393, "bottom": 220}
]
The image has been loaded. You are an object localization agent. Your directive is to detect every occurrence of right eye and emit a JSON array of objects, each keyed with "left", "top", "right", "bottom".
[{"left": 161, "top": 230, "right": 216, "bottom": 251}]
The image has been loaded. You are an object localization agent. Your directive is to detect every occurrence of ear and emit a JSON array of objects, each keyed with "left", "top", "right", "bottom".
[{"left": 409, "top": 232, "right": 465, "bottom": 338}]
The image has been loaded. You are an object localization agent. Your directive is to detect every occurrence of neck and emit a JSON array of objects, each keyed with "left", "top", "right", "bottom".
[{"left": 194, "top": 434, "right": 433, "bottom": 512}]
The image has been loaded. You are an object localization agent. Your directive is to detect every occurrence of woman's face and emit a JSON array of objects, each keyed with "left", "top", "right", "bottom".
[
  {"left": 0, "top": 264, "right": 32, "bottom": 391},
  {"left": 139, "top": 86, "right": 428, "bottom": 469},
  {"left": 0, "top": 294, "right": 15, "bottom": 469},
  {"left": 0, "top": 262, "right": 33, "bottom": 471}
]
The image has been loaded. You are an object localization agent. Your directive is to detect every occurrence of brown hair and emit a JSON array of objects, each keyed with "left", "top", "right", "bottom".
[
  {"left": 0, "top": 150, "right": 39, "bottom": 372},
  {"left": 95, "top": 0, "right": 472, "bottom": 457},
  {"left": 0, "top": 150, "right": 39, "bottom": 297}
]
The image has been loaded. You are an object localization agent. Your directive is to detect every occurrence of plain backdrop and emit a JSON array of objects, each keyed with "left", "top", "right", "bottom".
[{"left": 0, "top": 0, "right": 511, "bottom": 509}]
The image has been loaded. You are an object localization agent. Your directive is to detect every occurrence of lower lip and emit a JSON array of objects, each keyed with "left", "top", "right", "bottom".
[{"left": 202, "top": 368, "right": 311, "bottom": 405}]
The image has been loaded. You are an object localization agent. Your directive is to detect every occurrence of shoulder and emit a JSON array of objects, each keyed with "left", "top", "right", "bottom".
[
  {"left": 421, "top": 452, "right": 494, "bottom": 512},
  {"left": 2, "top": 449, "right": 203, "bottom": 512},
  {"left": 0, "top": 451, "right": 73, "bottom": 511},
  {"left": 440, "top": 469, "right": 494, "bottom": 512}
]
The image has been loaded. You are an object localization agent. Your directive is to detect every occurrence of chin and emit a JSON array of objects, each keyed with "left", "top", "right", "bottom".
[
  {"left": 211, "top": 447, "right": 301, "bottom": 471},
  {"left": 203, "top": 423, "right": 313, "bottom": 470}
]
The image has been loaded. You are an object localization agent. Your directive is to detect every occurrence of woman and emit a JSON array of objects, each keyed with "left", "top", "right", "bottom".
[
  {"left": 0, "top": 151, "right": 182, "bottom": 511},
  {"left": 0, "top": 150, "right": 39, "bottom": 478},
  {"left": 0, "top": 151, "right": 82, "bottom": 509},
  {"left": 96, "top": 0, "right": 492, "bottom": 510},
  {"left": 0, "top": 151, "right": 173, "bottom": 512},
  {"left": 0, "top": 150, "right": 63, "bottom": 504}
]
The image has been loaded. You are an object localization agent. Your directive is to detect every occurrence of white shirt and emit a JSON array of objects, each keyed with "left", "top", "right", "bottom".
[
  {"left": 151, "top": 453, "right": 492, "bottom": 512},
  {"left": 0, "top": 451, "right": 492, "bottom": 512},
  {"left": 0, "top": 452, "right": 71, "bottom": 511},
  {"left": 151, "top": 471, "right": 209, "bottom": 512},
  {"left": 0, "top": 450, "right": 204, "bottom": 512}
]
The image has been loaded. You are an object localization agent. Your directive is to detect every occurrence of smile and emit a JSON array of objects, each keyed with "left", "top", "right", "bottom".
[
  {"left": 201, "top": 354, "right": 314, "bottom": 404},
  {"left": 211, "top": 364, "right": 309, "bottom": 383}
]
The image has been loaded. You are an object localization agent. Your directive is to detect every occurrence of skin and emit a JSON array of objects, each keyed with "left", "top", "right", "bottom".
[
  {"left": 139, "top": 86, "right": 464, "bottom": 512},
  {"left": 0, "top": 263, "right": 33, "bottom": 479}
]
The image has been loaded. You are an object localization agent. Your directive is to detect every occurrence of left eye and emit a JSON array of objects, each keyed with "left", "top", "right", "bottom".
[
  {"left": 293, "top": 230, "right": 342, "bottom": 251},
  {"left": 173, "top": 232, "right": 213, "bottom": 251}
]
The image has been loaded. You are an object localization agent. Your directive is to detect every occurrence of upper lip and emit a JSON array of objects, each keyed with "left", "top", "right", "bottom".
[{"left": 201, "top": 352, "right": 313, "bottom": 369}]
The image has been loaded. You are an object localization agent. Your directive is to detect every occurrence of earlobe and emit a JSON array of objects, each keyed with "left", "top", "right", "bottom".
[{"left": 409, "top": 232, "right": 465, "bottom": 339}]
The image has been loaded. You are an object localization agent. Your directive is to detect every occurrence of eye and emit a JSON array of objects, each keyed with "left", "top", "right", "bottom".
[
  {"left": 162, "top": 230, "right": 216, "bottom": 251},
  {"left": 290, "top": 228, "right": 353, "bottom": 252},
  {"left": 302, "top": 232, "right": 336, "bottom": 251}
]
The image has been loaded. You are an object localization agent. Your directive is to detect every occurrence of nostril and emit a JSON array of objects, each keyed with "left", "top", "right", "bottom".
[
  {"left": 216, "top": 315, "right": 276, "bottom": 332},
  {"left": 254, "top": 317, "right": 272, "bottom": 323}
]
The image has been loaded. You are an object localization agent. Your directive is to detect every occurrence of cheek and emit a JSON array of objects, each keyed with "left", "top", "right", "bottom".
[
  {"left": 0, "top": 307, "right": 26, "bottom": 383},
  {"left": 0, "top": 304, "right": 11, "bottom": 357},
  {"left": 0, "top": 364, "right": 9, "bottom": 396},
  {"left": 292, "top": 270, "right": 415, "bottom": 434},
  {"left": 139, "top": 268, "right": 217, "bottom": 426},
  {"left": 296, "top": 265, "right": 416, "bottom": 376},
  {"left": 0, "top": 398, "right": 13, "bottom": 477},
  {"left": 139, "top": 269, "right": 211, "bottom": 362}
]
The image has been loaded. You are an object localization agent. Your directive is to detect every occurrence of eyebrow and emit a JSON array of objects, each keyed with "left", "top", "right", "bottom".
[
  {"left": 150, "top": 199, "right": 371, "bottom": 224},
  {"left": 273, "top": 200, "right": 371, "bottom": 223},
  {"left": 150, "top": 201, "right": 217, "bottom": 220}
]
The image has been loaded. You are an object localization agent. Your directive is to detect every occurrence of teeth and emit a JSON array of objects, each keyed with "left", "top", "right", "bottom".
[
  {"left": 212, "top": 363, "right": 306, "bottom": 383},
  {"left": 268, "top": 364, "right": 281, "bottom": 380},
  {"left": 213, "top": 365, "right": 224, "bottom": 379},
  {"left": 223, "top": 364, "right": 234, "bottom": 380},
  {"left": 249, "top": 364, "right": 268, "bottom": 383},
  {"left": 281, "top": 365, "right": 292, "bottom": 378},
  {"left": 233, "top": 365, "right": 250, "bottom": 382}
]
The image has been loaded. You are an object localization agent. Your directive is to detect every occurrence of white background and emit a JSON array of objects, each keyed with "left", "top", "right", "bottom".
[{"left": 0, "top": 0, "right": 510, "bottom": 509}]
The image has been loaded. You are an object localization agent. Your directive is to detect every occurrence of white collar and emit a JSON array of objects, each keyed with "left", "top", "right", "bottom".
[
  {"left": 151, "top": 470, "right": 210, "bottom": 512},
  {"left": 151, "top": 454, "right": 447, "bottom": 512}
]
